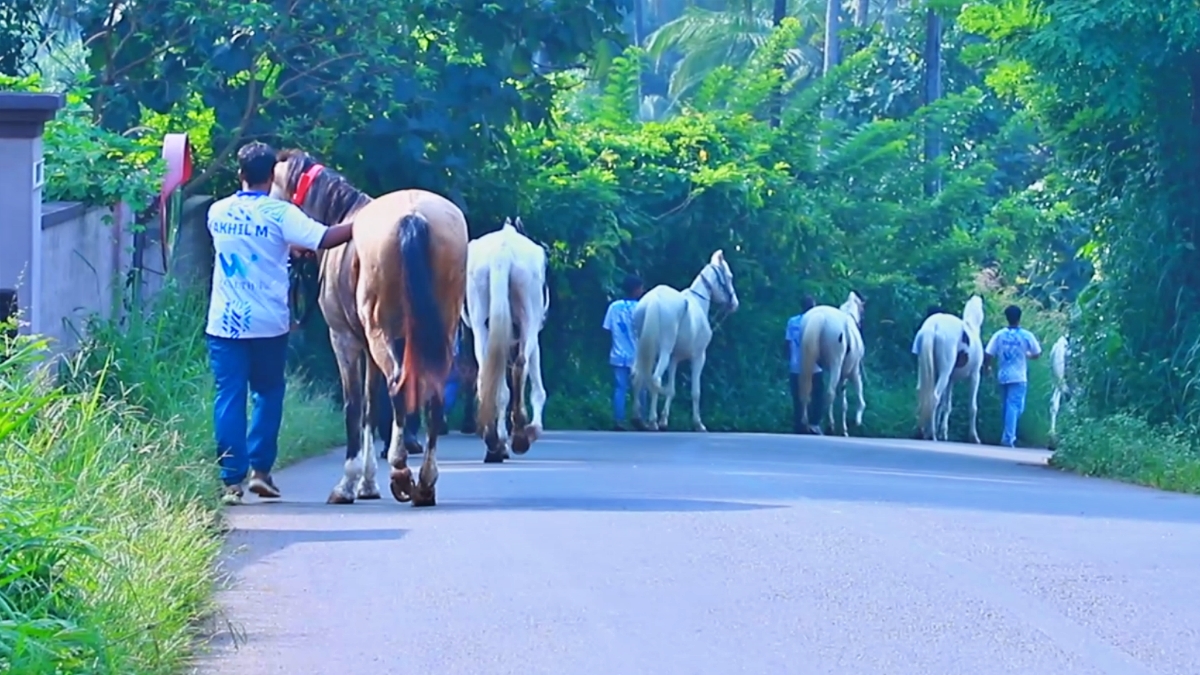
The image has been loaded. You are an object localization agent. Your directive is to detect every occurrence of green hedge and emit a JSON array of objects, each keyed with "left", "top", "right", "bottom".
[{"left": 1, "top": 284, "right": 344, "bottom": 674}]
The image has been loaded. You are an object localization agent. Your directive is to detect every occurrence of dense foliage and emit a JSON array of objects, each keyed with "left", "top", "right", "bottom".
[{"left": 12, "top": 0, "right": 1200, "bottom": 668}]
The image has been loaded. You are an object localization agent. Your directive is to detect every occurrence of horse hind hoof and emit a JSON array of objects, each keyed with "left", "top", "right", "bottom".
[
  {"left": 356, "top": 483, "right": 382, "bottom": 500},
  {"left": 389, "top": 467, "right": 414, "bottom": 503},
  {"left": 327, "top": 491, "right": 355, "bottom": 505},
  {"left": 483, "top": 451, "right": 506, "bottom": 464},
  {"left": 411, "top": 485, "right": 436, "bottom": 508},
  {"left": 511, "top": 432, "right": 531, "bottom": 455}
]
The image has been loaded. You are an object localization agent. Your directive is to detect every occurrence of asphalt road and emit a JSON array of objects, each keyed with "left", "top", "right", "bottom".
[{"left": 194, "top": 430, "right": 1200, "bottom": 675}]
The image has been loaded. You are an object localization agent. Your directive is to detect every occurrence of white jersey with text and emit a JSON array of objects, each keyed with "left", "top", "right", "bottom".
[{"left": 205, "top": 191, "right": 328, "bottom": 340}]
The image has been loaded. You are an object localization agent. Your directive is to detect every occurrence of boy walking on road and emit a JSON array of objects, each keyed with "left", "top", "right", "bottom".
[
  {"left": 984, "top": 304, "right": 1042, "bottom": 447},
  {"left": 603, "top": 274, "right": 648, "bottom": 430},
  {"left": 784, "top": 295, "right": 824, "bottom": 434}
]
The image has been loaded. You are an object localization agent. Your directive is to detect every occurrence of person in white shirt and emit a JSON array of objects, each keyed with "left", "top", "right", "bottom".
[
  {"left": 983, "top": 304, "right": 1043, "bottom": 448},
  {"left": 206, "top": 141, "right": 354, "bottom": 505}
]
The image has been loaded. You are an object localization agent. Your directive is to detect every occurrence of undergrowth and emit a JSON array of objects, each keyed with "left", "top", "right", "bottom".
[
  {"left": 1050, "top": 412, "right": 1200, "bottom": 493},
  {"left": 0, "top": 281, "right": 343, "bottom": 674}
]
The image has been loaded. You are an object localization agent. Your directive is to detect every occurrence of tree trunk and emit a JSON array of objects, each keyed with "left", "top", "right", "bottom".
[
  {"left": 823, "top": 0, "right": 840, "bottom": 76},
  {"left": 634, "top": 0, "right": 645, "bottom": 109},
  {"left": 855, "top": 0, "right": 869, "bottom": 27},
  {"left": 769, "top": 0, "right": 787, "bottom": 127},
  {"left": 923, "top": 6, "right": 943, "bottom": 196},
  {"left": 883, "top": 0, "right": 900, "bottom": 36}
]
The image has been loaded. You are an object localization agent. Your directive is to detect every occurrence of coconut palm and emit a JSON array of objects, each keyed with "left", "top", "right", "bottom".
[{"left": 645, "top": 0, "right": 825, "bottom": 103}]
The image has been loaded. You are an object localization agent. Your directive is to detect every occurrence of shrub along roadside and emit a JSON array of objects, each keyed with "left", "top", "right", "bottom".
[
  {"left": 1, "top": 282, "right": 344, "bottom": 675},
  {"left": 1050, "top": 413, "right": 1200, "bottom": 494}
]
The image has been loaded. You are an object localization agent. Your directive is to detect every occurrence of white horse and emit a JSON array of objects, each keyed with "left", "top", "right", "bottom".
[
  {"left": 463, "top": 217, "right": 550, "bottom": 463},
  {"left": 1048, "top": 334, "right": 1070, "bottom": 446},
  {"left": 630, "top": 250, "right": 740, "bottom": 432},
  {"left": 798, "top": 291, "right": 867, "bottom": 435},
  {"left": 913, "top": 295, "right": 985, "bottom": 443}
]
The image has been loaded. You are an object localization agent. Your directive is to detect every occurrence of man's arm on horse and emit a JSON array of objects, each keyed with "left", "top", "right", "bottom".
[{"left": 278, "top": 203, "right": 354, "bottom": 253}]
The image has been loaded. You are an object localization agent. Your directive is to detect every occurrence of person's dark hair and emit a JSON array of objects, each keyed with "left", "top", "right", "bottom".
[
  {"left": 801, "top": 295, "right": 816, "bottom": 311},
  {"left": 238, "top": 141, "right": 277, "bottom": 187},
  {"left": 925, "top": 305, "right": 945, "bottom": 319},
  {"left": 622, "top": 273, "right": 643, "bottom": 297},
  {"left": 1004, "top": 304, "right": 1022, "bottom": 326}
]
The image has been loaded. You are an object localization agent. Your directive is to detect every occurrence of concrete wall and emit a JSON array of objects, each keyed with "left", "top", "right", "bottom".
[{"left": 39, "top": 201, "right": 154, "bottom": 353}]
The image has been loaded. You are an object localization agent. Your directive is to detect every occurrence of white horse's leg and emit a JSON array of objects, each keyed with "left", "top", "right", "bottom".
[
  {"left": 840, "top": 379, "right": 849, "bottom": 436},
  {"left": 968, "top": 369, "right": 982, "bottom": 444},
  {"left": 646, "top": 339, "right": 673, "bottom": 432},
  {"left": 853, "top": 363, "right": 866, "bottom": 429},
  {"left": 527, "top": 337, "right": 547, "bottom": 439},
  {"left": 689, "top": 351, "right": 708, "bottom": 432},
  {"left": 939, "top": 384, "right": 954, "bottom": 442},
  {"left": 659, "top": 359, "right": 679, "bottom": 429},
  {"left": 328, "top": 335, "right": 366, "bottom": 504}
]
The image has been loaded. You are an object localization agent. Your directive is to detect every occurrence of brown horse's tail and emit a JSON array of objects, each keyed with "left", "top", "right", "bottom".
[{"left": 399, "top": 213, "right": 449, "bottom": 411}]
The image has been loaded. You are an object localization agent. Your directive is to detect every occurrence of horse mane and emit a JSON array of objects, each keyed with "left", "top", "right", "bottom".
[{"left": 276, "top": 148, "right": 372, "bottom": 225}]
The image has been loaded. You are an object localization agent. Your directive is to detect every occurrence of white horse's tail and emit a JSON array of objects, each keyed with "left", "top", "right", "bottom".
[
  {"left": 799, "top": 311, "right": 827, "bottom": 405},
  {"left": 632, "top": 301, "right": 662, "bottom": 396},
  {"left": 917, "top": 325, "right": 938, "bottom": 433},
  {"left": 477, "top": 252, "right": 513, "bottom": 427}
]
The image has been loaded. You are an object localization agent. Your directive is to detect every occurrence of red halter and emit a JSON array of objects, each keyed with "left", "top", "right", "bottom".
[{"left": 292, "top": 164, "right": 325, "bottom": 207}]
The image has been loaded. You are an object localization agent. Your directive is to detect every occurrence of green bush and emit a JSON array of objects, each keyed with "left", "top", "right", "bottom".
[
  {"left": 1050, "top": 413, "right": 1200, "bottom": 493},
  {"left": 0, "top": 283, "right": 344, "bottom": 674}
]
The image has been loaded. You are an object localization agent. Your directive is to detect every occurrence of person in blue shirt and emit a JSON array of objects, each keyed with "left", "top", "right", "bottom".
[
  {"left": 784, "top": 295, "right": 824, "bottom": 434},
  {"left": 603, "top": 274, "right": 648, "bottom": 430},
  {"left": 984, "top": 304, "right": 1043, "bottom": 447}
]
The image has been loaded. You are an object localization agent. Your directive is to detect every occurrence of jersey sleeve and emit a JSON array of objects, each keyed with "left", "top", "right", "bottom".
[
  {"left": 276, "top": 202, "right": 329, "bottom": 251},
  {"left": 1025, "top": 330, "right": 1043, "bottom": 356},
  {"left": 911, "top": 333, "right": 921, "bottom": 355},
  {"left": 985, "top": 331, "right": 1000, "bottom": 356},
  {"left": 602, "top": 303, "right": 616, "bottom": 331}
]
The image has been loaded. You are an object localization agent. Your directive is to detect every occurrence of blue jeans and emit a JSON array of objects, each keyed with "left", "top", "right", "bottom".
[
  {"left": 207, "top": 333, "right": 289, "bottom": 487},
  {"left": 613, "top": 365, "right": 649, "bottom": 424},
  {"left": 1000, "top": 381, "right": 1027, "bottom": 447}
]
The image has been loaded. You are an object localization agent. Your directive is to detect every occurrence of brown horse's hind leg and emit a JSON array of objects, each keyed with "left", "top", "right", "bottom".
[
  {"left": 366, "top": 332, "right": 416, "bottom": 502},
  {"left": 328, "top": 334, "right": 369, "bottom": 505},
  {"left": 412, "top": 389, "right": 443, "bottom": 507}
]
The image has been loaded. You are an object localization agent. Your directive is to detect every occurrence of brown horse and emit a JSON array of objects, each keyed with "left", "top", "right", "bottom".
[{"left": 271, "top": 150, "right": 467, "bottom": 507}]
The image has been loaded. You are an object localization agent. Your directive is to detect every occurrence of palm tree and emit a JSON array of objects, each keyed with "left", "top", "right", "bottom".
[{"left": 645, "top": 0, "right": 824, "bottom": 103}]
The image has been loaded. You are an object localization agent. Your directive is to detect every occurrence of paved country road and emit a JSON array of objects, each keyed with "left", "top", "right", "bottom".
[{"left": 195, "top": 431, "right": 1200, "bottom": 675}]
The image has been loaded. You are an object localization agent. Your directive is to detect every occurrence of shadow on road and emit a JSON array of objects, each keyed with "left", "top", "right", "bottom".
[{"left": 218, "top": 526, "right": 408, "bottom": 576}]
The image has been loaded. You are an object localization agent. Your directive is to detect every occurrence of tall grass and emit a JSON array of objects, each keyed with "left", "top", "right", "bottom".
[{"left": 1, "top": 281, "right": 344, "bottom": 674}]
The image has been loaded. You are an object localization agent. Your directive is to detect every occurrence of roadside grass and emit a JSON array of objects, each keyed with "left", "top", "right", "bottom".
[
  {"left": 1049, "top": 411, "right": 1200, "bottom": 493},
  {"left": 1, "top": 281, "right": 343, "bottom": 675}
]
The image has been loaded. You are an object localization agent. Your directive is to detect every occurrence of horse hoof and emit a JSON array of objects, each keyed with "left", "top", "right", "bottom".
[
  {"left": 327, "top": 491, "right": 355, "bottom": 505},
  {"left": 694, "top": 424, "right": 707, "bottom": 433},
  {"left": 389, "top": 467, "right": 414, "bottom": 503},
  {"left": 511, "top": 432, "right": 531, "bottom": 455},
  {"left": 412, "top": 485, "right": 436, "bottom": 507},
  {"left": 356, "top": 483, "right": 381, "bottom": 500},
  {"left": 483, "top": 451, "right": 506, "bottom": 464}
]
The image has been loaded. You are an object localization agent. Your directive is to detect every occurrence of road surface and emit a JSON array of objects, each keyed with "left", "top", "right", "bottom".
[{"left": 195, "top": 431, "right": 1200, "bottom": 675}]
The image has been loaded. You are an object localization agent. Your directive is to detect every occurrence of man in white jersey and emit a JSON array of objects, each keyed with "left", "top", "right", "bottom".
[
  {"left": 984, "top": 304, "right": 1043, "bottom": 448},
  {"left": 206, "top": 141, "right": 354, "bottom": 505}
]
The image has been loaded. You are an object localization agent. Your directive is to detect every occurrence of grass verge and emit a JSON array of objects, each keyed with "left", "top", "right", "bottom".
[
  {"left": 1049, "top": 412, "right": 1200, "bottom": 493},
  {"left": 1, "top": 282, "right": 344, "bottom": 674}
]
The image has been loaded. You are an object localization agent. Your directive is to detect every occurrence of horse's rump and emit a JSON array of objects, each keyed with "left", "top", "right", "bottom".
[{"left": 353, "top": 191, "right": 468, "bottom": 409}]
